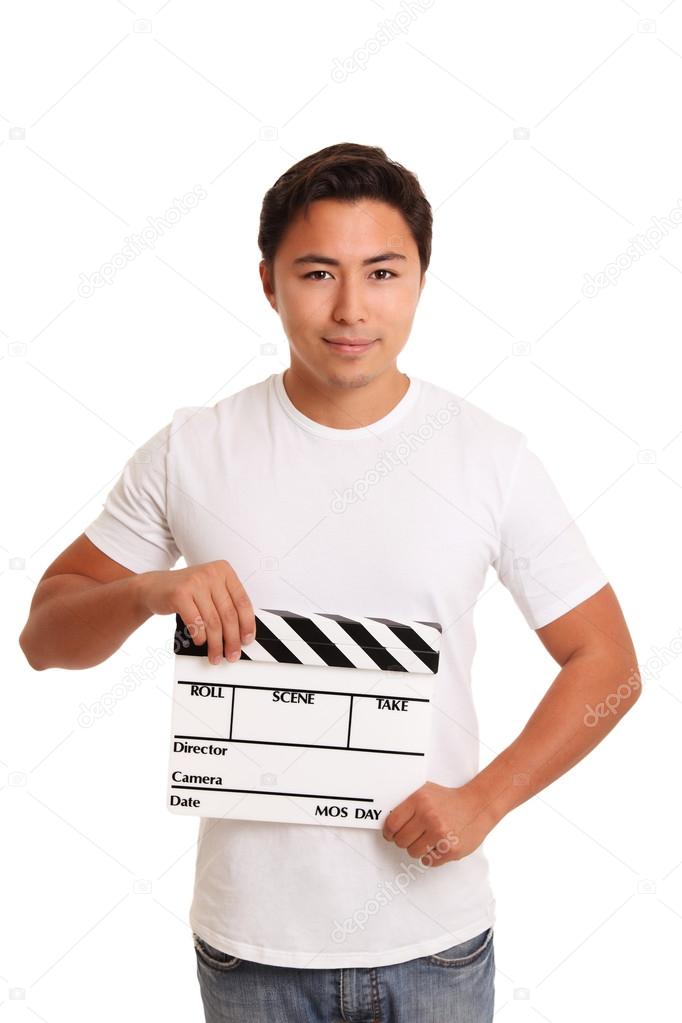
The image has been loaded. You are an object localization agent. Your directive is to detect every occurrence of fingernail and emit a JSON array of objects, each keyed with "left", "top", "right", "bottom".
[
  {"left": 228, "top": 651, "right": 239, "bottom": 662},
  {"left": 243, "top": 632, "right": 255, "bottom": 644}
]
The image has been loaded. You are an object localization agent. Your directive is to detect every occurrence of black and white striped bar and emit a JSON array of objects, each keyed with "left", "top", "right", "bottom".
[{"left": 174, "top": 609, "right": 441, "bottom": 675}]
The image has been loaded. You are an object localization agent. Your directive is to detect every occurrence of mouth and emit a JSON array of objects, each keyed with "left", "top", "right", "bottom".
[{"left": 322, "top": 338, "right": 377, "bottom": 355}]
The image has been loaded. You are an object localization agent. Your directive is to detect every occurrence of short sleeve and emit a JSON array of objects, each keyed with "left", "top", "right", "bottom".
[
  {"left": 491, "top": 436, "right": 609, "bottom": 629},
  {"left": 83, "top": 421, "right": 181, "bottom": 573}
]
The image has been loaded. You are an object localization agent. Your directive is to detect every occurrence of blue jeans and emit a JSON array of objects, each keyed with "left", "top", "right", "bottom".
[{"left": 193, "top": 926, "right": 495, "bottom": 1022}]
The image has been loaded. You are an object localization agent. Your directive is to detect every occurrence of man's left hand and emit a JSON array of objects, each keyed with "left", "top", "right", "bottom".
[{"left": 381, "top": 780, "right": 497, "bottom": 867}]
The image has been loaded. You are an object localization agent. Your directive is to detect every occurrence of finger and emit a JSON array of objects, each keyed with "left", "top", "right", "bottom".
[
  {"left": 222, "top": 564, "right": 256, "bottom": 643},
  {"left": 194, "top": 591, "right": 225, "bottom": 664},
  {"left": 175, "top": 600, "right": 204, "bottom": 650},
  {"left": 419, "top": 832, "right": 460, "bottom": 865},
  {"left": 383, "top": 804, "right": 416, "bottom": 841},
  {"left": 400, "top": 822, "right": 431, "bottom": 855},
  {"left": 211, "top": 585, "right": 242, "bottom": 662},
  {"left": 420, "top": 845, "right": 450, "bottom": 868},
  {"left": 392, "top": 819, "right": 429, "bottom": 851}
]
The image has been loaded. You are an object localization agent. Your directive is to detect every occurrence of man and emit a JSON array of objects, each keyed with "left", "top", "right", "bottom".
[{"left": 19, "top": 142, "right": 640, "bottom": 1023}]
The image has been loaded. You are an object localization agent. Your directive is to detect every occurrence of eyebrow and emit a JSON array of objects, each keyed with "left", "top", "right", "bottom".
[{"left": 292, "top": 251, "right": 408, "bottom": 267}]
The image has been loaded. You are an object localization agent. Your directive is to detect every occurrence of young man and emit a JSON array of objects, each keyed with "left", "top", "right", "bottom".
[{"left": 19, "top": 143, "right": 640, "bottom": 1023}]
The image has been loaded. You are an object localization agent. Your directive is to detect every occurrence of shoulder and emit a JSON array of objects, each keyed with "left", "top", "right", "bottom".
[
  {"left": 415, "top": 376, "right": 527, "bottom": 462},
  {"left": 168, "top": 376, "right": 271, "bottom": 443}
]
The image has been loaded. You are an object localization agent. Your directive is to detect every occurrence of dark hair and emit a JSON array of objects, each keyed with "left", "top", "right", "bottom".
[{"left": 258, "top": 142, "right": 432, "bottom": 284}]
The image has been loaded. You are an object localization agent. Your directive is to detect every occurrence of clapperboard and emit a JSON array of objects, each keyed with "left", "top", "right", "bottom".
[{"left": 167, "top": 608, "right": 442, "bottom": 829}]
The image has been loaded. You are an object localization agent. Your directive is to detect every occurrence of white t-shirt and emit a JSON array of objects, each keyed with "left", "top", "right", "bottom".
[{"left": 84, "top": 370, "right": 608, "bottom": 969}]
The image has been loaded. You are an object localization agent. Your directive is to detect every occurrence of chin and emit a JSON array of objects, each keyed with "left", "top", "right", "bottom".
[{"left": 323, "top": 366, "right": 380, "bottom": 390}]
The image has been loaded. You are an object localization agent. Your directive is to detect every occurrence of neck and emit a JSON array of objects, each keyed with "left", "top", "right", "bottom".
[{"left": 282, "top": 363, "right": 410, "bottom": 430}]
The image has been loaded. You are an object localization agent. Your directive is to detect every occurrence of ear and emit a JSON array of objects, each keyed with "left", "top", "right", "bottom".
[{"left": 259, "top": 260, "right": 277, "bottom": 311}]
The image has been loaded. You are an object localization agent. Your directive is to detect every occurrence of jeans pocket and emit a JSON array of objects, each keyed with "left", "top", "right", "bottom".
[
  {"left": 193, "top": 932, "right": 242, "bottom": 971},
  {"left": 428, "top": 927, "right": 494, "bottom": 967}
]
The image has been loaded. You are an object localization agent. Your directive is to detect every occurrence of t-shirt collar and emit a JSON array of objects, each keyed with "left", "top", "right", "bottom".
[{"left": 272, "top": 370, "right": 420, "bottom": 440}]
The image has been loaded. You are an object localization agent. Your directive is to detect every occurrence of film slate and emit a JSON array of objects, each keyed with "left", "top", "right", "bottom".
[{"left": 167, "top": 608, "right": 442, "bottom": 829}]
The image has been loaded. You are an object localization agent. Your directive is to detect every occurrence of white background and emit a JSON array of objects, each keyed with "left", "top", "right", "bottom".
[{"left": 2, "top": 0, "right": 680, "bottom": 1019}]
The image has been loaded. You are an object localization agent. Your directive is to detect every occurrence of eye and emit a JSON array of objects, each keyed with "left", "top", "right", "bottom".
[{"left": 302, "top": 269, "right": 397, "bottom": 281}]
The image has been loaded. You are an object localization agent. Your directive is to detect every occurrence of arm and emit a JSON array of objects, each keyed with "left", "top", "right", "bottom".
[
  {"left": 19, "top": 534, "right": 257, "bottom": 672},
  {"left": 467, "top": 582, "right": 640, "bottom": 826},
  {"left": 19, "top": 534, "right": 153, "bottom": 671},
  {"left": 382, "top": 584, "right": 641, "bottom": 865}
]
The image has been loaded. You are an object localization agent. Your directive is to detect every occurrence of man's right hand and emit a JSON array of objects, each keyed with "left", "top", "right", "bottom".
[{"left": 140, "top": 560, "right": 256, "bottom": 665}]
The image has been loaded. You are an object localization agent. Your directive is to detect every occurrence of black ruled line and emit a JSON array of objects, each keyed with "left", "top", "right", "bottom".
[
  {"left": 178, "top": 680, "right": 429, "bottom": 702},
  {"left": 346, "top": 694, "right": 354, "bottom": 748},
  {"left": 173, "top": 734, "right": 424, "bottom": 756},
  {"left": 170, "top": 784, "right": 374, "bottom": 802}
]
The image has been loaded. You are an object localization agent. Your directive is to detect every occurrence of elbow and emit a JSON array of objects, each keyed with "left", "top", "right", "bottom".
[
  {"left": 622, "top": 650, "right": 643, "bottom": 706},
  {"left": 629, "top": 667, "right": 643, "bottom": 707},
  {"left": 610, "top": 657, "right": 643, "bottom": 719},
  {"left": 18, "top": 628, "right": 47, "bottom": 672}
]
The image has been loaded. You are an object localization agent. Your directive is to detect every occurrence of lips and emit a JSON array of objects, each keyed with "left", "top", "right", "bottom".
[{"left": 323, "top": 337, "right": 377, "bottom": 354}]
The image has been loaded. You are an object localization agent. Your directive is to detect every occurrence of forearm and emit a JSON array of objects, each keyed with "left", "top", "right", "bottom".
[
  {"left": 469, "top": 649, "right": 642, "bottom": 828},
  {"left": 19, "top": 572, "right": 154, "bottom": 670}
]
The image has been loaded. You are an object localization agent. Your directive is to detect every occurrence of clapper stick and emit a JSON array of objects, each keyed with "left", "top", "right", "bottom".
[{"left": 167, "top": 608, "right": 442, "bottom": 829}]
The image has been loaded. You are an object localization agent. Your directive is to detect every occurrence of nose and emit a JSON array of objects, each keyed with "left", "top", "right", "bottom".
[{"left": 331, "top": 277, "right": 368, "bottom": 324}]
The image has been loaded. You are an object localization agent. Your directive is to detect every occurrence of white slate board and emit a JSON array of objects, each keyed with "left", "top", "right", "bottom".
[{"left": 166, "top": 608, "right": 442, "bottom": 829}]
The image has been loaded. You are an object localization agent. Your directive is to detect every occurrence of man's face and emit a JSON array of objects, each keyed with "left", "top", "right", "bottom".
[{"left": 260, "top": 197, "right": 425, "bottom": 389}]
